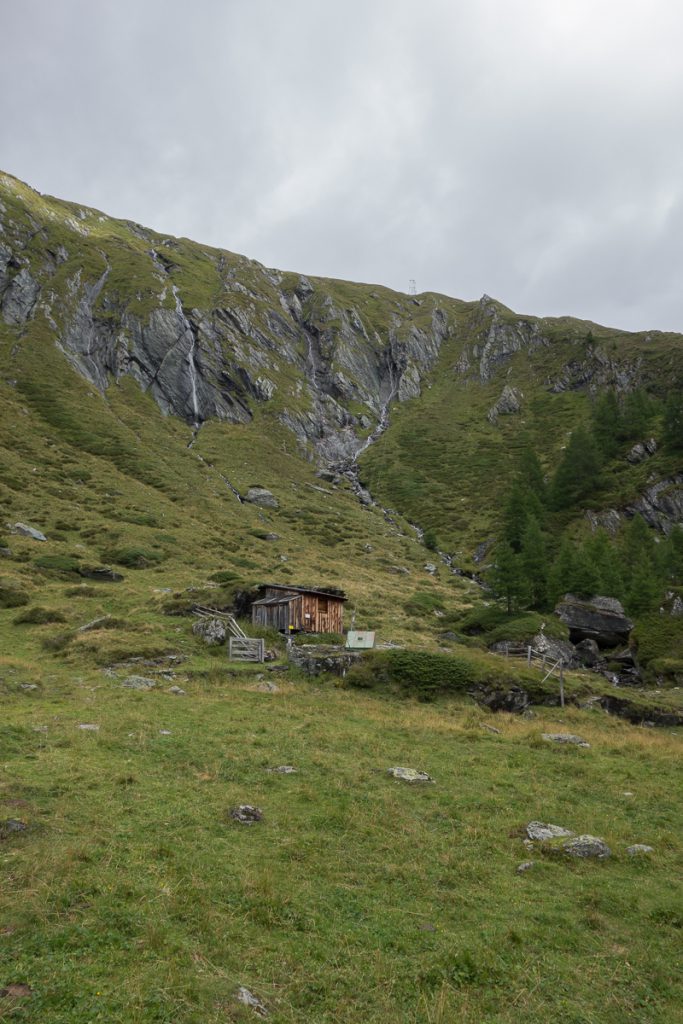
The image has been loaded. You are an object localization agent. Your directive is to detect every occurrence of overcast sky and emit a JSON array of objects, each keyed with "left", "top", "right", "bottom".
[{"left": 2, "top": 0, "right": 683, "bottom": 332}]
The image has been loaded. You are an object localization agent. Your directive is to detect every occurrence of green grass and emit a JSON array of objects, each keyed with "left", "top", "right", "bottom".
[{"left": 1, "top": 660, "right": 682, "bottom": 1023}]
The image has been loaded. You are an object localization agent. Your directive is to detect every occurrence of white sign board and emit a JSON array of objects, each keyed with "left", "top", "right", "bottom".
[{"left": 345, "top": 631, "right": 376, "bottom": 649}]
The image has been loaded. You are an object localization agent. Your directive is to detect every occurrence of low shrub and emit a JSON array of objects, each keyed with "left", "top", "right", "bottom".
[
  {"left": 64, "top": 585, "right": 97, "bottom": 597},
  {"left": 14, "top": 606, "right": 67, "bottom": 625},
  {"left": 34, "top": 554, "right": 81, "bottom": 574},
  {"left": 101, "top": 546, "right": 166, "bottom": 568},
  {"left": 0, "top": 582, "right": 29, "bottom": 608},
  {"left": 403, "top": 589, "right": 446, "bottom": 617}
]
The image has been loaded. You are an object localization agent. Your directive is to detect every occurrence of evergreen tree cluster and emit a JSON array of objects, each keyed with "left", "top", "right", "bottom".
[{"left": 488, "top": 442, "right": 683, "bottom": 618}]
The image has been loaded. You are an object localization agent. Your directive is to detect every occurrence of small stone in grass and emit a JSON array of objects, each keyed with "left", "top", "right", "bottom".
[
  {"left": 230, "top": 805, "right": 263, "bottom": 825},
  {"left": 122, "top": 675, "right": 156, "bottom": 691},
  {"left": 526, "top": 821, "right": 574, "bottom": 841},
  {"left": 517, "top": 861, "right": 535, "bottom": 874},
  {"left": 168, "top": 686, "right": 186, "bottom": 696},
  {"left": 159, "top": 730, "right": 172, "bottom": 736},
  {"left": 267, "top": 765, "right": 297, "bottom": 774},
  {"left": 542, "top": 733, "right": 590, "bottom": 748},
  {"left": 561, "top": 835, "right": 611, "bottom": 859},
  {"left": 626, "top": 844, "right": 654, "bottom": 856},
  {"left": 235, "top": 986, "right": 268, "bottom": 1016},
  {"left": 78, "top": 723, "right": 99, "bottom": 731},
  {"left": 387, "top": 767, "right": 434, "bottom": 783}
]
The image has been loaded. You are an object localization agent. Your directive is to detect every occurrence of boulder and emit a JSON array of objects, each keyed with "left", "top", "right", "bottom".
[
  {"left": 13, "top": 523, "right": 46, "bottom": 542},
  {"left": 555, "top": 594, "right": 633, "bottom": 648},
  {"left": 487, "top": 385, "right": 522, "bottom": 424},
  {"left": 626, "top": 844, "right": 654, "bottom": 856},
  {"left": 626, "top": 438, "right": 657, "bottom": 464},
  {"left": 192, "top": 617, "right": 227, "bottom": 646},
  {"left": 122, "top": 675, "right": 156, "bottom": 690},
  {"left": 244, "top": 487, "right": 279, "bottom": 509},
  {"left": 78, "top": 566, "right": 123, "bottom": 582},
  {"left": 469, "top": 685, "right": 529, "bottom": 714},
  {"left": 574, "top": 638, "right": 601, "bottom": 667},
  {"left": 287, "top": 644, "right": 362, "bottom": 677},
  {"left": 531, "top": 633, "right": 577, "bottom": 666},
  {"left": 229, "top": 805, "right": 263, "bottom": 825},
  {"left": 560, "top": 835, "right": 611, "bottom": 859}
]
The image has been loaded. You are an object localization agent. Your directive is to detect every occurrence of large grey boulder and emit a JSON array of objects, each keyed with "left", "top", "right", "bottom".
[
  {"left": 244, "top": 486, "right": 279, "bottom": 509},
  {"left": 561, "top": 835, "right": 611, "bottom": 859},
  {"left": 531, "top": 633, "right": 576, "bottom": 666},
  {"left": 555, "top": 594, "right": 633, "bottom": 648},
  {"left": 192, "top": 617, "right": 227, "bottom": 646},
  {"left": 574, "top": 638, "right": 601, "bottom": 667},
  {"left": 487, "top": 385, "right": 522, "bottom": 423},
  {"left": 526, "top": 821, "right": 574, "bottom": 841}
]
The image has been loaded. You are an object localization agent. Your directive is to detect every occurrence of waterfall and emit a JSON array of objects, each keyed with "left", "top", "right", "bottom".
[{"left": 171, "top": 284, "right": 200, "bottom": 426}]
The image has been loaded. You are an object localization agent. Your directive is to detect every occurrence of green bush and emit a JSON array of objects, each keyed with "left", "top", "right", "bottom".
[
  {"left": 403, "top": 590, "right": 446, "bottom": 617},
  {"left": 346, "top": 649, "right": 476, "bottom": 700},
  {"left": 0, "top": 582, "right": 30, "bottom": 608},
  {"left": 14, "top": 606, "right": 67, "bottom": 625},
  {"left": 101, "top": 546, "right": 166, "bottom": 568}
]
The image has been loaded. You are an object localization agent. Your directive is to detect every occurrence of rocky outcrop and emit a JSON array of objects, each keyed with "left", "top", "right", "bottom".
[
  {"left": 487, "top": 385, "right": 522, "bottom": 424},
  {"left": 626, "top": 438, "right": 657, "bottom": 464},
  {"left": 555, "top": 594, "right": 633, "bottom": 648},
  {"left": 625, "top": 475, "right": 683, "bottom": 535},
  {"left": 287, "top": 643, "right": 362, "bottom": 677},
  {"left": 244, "top": 487, "right": 279, "bottom": 509}
]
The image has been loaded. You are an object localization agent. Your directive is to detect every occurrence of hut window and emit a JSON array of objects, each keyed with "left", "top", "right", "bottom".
[{"left": 318, "top": 597, "right": 329, "bottom": 613}]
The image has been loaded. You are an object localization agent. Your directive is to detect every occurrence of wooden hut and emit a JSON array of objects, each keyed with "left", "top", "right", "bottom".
[{"left": 251, "top": 584, "right": 347, "bottom": 634}]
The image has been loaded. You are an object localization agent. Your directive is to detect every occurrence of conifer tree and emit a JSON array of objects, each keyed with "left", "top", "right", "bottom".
[
  {"left": 591, "top": 391, "right": 621, "bottom": 460},
  {"left": 520, "top": 516, "right": 549, "bottom": 609},
  {"left": 548, "top": 535, "right": 578, "bottom": 606},
  {"left": 584, "top": 529, "right": 624, "bottom": 598},
  {"left": 663, "top": 388, "right": 683, "bottom": 452},
  {"left": 627, "top": 555, "right": 662, "bottom": 616},
  {"left": 516, "top": 446, "right": 547, "bottom": 504},
  {"left": 550, "top": 428, "right": 602, "bottom": 510},
  {"left": 489, "top": 541, "right": 529, "bottom": 613},
  {"left": 620, "top": 388, "right": 655, "bottom": 442}
]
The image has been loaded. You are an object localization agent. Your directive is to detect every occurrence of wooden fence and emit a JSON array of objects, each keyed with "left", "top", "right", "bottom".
[
  {"left": 193, "top": 607, "right": 265, "bottom": 663},
  {"left": 500, "top": 643, "right": 567, "bottom": 708}
]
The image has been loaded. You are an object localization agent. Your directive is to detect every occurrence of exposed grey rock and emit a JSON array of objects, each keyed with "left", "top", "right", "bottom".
[
  {"left": 542, "top": 733, "right": 590, "bottom": 748},
  {"left": 481, "top": 723, "right": 501, "bottom": 734},
  {"left": 77, "top": 615, "right": 112, "bottom": 633},
  {"left": 671, "top": 596, "right": 683, "bottom": 617},
  {"left": 626, "top": 844, "right": 654, "bottom": 856},
  {"left": 585, "top": 508, "right": 621, "bottom": 537},
  {"left": 387, "top": 767, "right": 434, "bottom": 783},
  {"left": 389, "top": 565, "right": 410, "bottom": 575},
  {"left": 470, "top": 685, "right": 529, "bottom": 713},
  {"left": 78, "top": 566, "right": 123, "bottom": 582},
  {"left": 0, "top": 818, "right": 27, "bottom": 837},
  {"left": 121, "top": 675, "right": 156, "bottom": 690},
  {"left": 78, "top": 723, "right": 100, "bottom": 731},
  {"left": 574, "top": 638, "right": 601, "bottom": 667},
  {"left": 244, "top": 486, "right": 279, "bottom": 508},
  {"left": 168, "top": 685, "right": 186, "bottom": 695},
  {"left": 625, "top": 474, "right": 683, "bottom": 535},
  {"left": 267, "top": 765, "right": 297, "bottom": 773},
  {"left": 472, "top": 538, "right": 495, "bottom": 564},
  {"left": 555, "top": 594, "right": 633, "bottom": 648},
  {"left": 516, "top": 861, "right": 535, "bottom": 874},
  {"left": 561, "top": 835, "right": 611, "bottom": 859},
  {"left": 531, "top": 633, "right": 577, "bottom": 666},
  {"left": 192, "top": 617, "right": 227, "bottom": 646},
  {"left": 255, "top": 680, "right": 279, "bottom": 692},
  {"left": 13, "top": 523, "right": 47, "bottom": 542},
  {"left": 0, "top": 547, "right": 12, "bottom": 558},
  {"left": 423, "top": 563, "right": 437, "bottom": 574},
  {"left": 287, "top": 644, "right": 362, "bottom": 677},
  {"left": 487, "top": 384, "right": 522, "bottom": 423},
  {"left": 20, "top": 683, "right": 38, "bottom": 691},
  {"left": 235, "top": 986, "right": 268, "bottom": 1017},
  {"left": 526, "top": 821, "right": 574, "bottom": 841},
  {"left": 2, "top": 267, "right": 40, "bottom": 324},
  {"left": 627, "top": 438, "right": 657, "bottom": 464},
  {"left": 230, "top": 805, "right": 263, "bottom": 825}
]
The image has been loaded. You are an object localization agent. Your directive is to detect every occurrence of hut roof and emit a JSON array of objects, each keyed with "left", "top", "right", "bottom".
[{"left": 256, "top": 583, "right": 347, "bottom": 602}]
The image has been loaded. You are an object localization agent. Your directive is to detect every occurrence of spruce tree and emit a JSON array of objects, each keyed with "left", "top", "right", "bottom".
[
  {"left": 591, "top": 391, "right": 621, "bottom": 460},
  {"left": 489, "top": 541, "right": 529, "bottom": 613},
  {"left": 663, "top": 388, "right": 683, "bottom": 452},
  {"left": 550, "top": 427, "right": 602, "bottom": 510},
  {"left": 548, "top": 535, "right": 577, "bottom": 606},
  {"left": 520, "top": 516, "right": 549, "bottom": 609}
]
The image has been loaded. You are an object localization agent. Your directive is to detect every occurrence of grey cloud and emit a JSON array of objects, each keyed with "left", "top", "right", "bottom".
[{"left": 1, "top": 0, "right": 682, "bottom": 331}]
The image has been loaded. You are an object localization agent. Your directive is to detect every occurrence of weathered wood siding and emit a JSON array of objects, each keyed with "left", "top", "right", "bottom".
[{"left": 252, "top": 588, "right": 344, "bottom": 633}]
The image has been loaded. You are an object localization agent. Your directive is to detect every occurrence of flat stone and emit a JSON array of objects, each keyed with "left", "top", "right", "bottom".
[
  {"left": 230, "top": 805, "right": 263, "bottom": 825},
  {"left": 526, "top": 821, "right": 574, "bottom": 841},
  {"left": 542, "top": 733, "right": 590, "bottom": 748},
  {"left": 244, "top": 487, "right": 279, "bottom": 509},
  {"left": 159, "top": 730, "right": 172, "bottom": 736},
  {"left": 20, "top": 684, "right": 38, "bottom": 691},
  {"left": 1, "top": 819, "right": 27, "bottom": 835},
  {"left": 168, "top": 685, "right": 186, "bottom": 695},
  {"left": 561, "top": 835, "right": 611, "bottom": 859},
  {"left": 626, "top": 844, "right": 654, "bottom": 856},
  {"left": 516, "top": 861, "right": 535, "bottom": 873},
  {"left": 255, "top": 681, "right": 279, "bottom": 693},
  {"left": 267, "top": 765, "right": 297, "bottom": 774},
  {"left": 78, "top": 723, "right": 100, "bottom": 731},
  {"left": 121, "top": 675, "right": 156, "bottom": 690},
  {"left": 13, "top": 522, "right": 46, "bottom": 541},
  {"left": 387, "top": 767, "right": 434, "bottom": 783}
]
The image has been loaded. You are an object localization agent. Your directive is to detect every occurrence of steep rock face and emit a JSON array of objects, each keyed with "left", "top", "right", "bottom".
[{"left": 0, "top": 188, "right": 449, "bottom": 469}]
